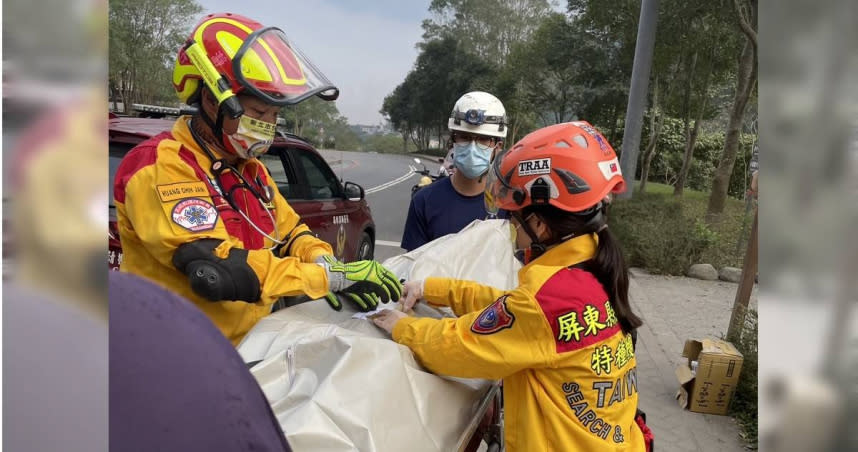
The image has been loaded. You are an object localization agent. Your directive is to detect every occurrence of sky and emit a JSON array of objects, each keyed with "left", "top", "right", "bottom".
[{"left": 196, "top": 0, "right": 431, "bottom": 125}]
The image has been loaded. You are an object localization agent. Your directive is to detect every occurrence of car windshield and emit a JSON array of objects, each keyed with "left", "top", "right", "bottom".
[{"left": 109, "top": 142, "right": 136, "bottom": 207}]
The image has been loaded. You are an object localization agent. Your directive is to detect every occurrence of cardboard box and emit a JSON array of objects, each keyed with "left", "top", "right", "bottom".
[{"left": 675, "top": 338, "right": 744, "bottom": 415}]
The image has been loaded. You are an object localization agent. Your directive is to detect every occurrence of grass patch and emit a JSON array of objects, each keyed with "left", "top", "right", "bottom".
[
  {"left": 728, "top": 310, "right": 758, "bottom": 449},
  {"left": 610, "top": 181, "right": 753, "bottom": 275},
  {"left": 637, "top": 181, "right": 708, "bottom": 200}
]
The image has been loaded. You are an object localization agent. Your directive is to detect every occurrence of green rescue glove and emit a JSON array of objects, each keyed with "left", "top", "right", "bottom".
[
  {"left": 316, "top": 256, "right": 402, "bottom": 312},
  {"left": 322, "top": 290, "right": 383, "bottom": 312},
  {"left": 323, "top": 290, "right": 383, "bottom": 312},
  {"left": 323, "top": 292, "right": 346, "bottom": 311}
]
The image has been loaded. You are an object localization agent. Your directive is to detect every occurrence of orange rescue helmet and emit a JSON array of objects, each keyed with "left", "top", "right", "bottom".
[{"left": 485, "top": 121, "right": 626, "bottom": 215}]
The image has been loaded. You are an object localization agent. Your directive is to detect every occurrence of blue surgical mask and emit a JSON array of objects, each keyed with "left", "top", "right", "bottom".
[{"left": 453, "top": 141, "right": 492, "bottom": 179}]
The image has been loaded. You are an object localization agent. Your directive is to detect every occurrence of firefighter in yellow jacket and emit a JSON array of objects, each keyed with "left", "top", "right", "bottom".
[
  {"left": 374, "top": 122, "right": 651, "bottom": 451},
  {"left": 114, "top": 13, "right": 401, "bottom": 344}
]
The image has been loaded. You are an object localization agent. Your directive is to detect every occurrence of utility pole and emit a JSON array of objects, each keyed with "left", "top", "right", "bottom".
[
  {"left": 618, "top": 0, "right": 660, "bottom": 199},
  {"left": 726, "top": 209, "right": 757, "bottom": 343}
]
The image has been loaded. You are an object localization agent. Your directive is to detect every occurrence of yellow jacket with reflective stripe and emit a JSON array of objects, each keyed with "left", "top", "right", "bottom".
[
  {"left": 393, "top": 235, "right": 645, "bottom": 452},
  {"left": 114, "top": 117, "right": 332, "bottom": 344}
]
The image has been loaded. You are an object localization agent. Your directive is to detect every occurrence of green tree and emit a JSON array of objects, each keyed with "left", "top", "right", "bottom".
[
  {"left": 363, "top": 134, "right": 416, "bottom": 154},
  {"left": 281, "top": 98, "right": 360, "bottom": 151},
  {"left": 666, "top": 3, "right": 741, "bottom": 196},
  {"left": 505, "top": 13, "right": 623, "bottom": 129},
  {"left": 638, "top": 74, "right": 670, "bottom": 194},
  {"left": 108, "top": 0, "right": 202, "bottom": 109},
  {"left": 381, "top": 37, "right": 494, "bottom": 151},
  {"left": 567, "top": 0, "right": 639, "bottom": 134},
  {"left": 422, "top": 0, "right": 554, "bottom": 64},
  {"left": 281, "top": 97, "right": 339, "bottom": 138},
  {"left": 567, "top": 0, "right": 744, "bottom": 199},
  {"left": 384, "top": 0, "right": 554, "bottom": 149},
  {"left": 636, "top": 1, "right": 739, "bottom": 196},
  {"left": 324, "top": 117, "right": 362, "bottom": 151},
  {"left": 493, "top": 68, "right": 540, "bottom": 145},
  {"left": 381, "top": 82, "right": 419, "bottom": 152},
  {"left": 381, "top": 68, "right": 435, "bottom": 150},
  {"left": 707, "top": 0, "right": 757, "bottom": 221}
]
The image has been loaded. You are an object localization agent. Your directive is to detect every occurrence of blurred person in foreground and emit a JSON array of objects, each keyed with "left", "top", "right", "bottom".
[
  {"left": 113, "top": 13, "right": 401, "bottom": 344},
  {"left": 7, "top": 88, "right": 108, "bottom": 320},
  {"left": 4, "top": 94, "right": 109, "bottom": 452},
  {"left": 4, "top": 55, "right": 108, "bottom": 452},
  {"left": 375, "top": 122, "right": 653, "bottom": 452},
  {"left": 3, "top": 1, "right": 109, "bottom": 450},
  {"left": 400, "top": 91, "right": 508, "bottom": 251},
  {"left": 756, "top": 0, "right": 858, "bottom": 450},
  {"left": 110, "top": 271, "right": 292, "bottom": 452}
]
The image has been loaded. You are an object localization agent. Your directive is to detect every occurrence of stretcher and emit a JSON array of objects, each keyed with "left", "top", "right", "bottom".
[{"left": 237, "top": 219, "right": 519, "bottom": 451}]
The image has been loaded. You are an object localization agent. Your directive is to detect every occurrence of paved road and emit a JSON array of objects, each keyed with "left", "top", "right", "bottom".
[{"left": 318, "top": 150, "right": 441, "bottom": 263}]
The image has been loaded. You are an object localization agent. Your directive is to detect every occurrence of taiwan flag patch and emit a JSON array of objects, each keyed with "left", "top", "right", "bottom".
[{"left": 471, "top": 295, "right": 516, "bottom": 335}]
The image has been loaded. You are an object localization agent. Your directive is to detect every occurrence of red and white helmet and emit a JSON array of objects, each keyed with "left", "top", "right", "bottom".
[{"left": 173, "top": 12, "right": 338, "bottom": 108}]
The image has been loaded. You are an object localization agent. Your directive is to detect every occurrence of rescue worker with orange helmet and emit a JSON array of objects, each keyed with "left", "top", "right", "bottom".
[
  {"left": 114, "top": 13, "right": 401, "bottom": 345},
  {"left": 374, "top": 122, "right": 651, "bottom": 451}
]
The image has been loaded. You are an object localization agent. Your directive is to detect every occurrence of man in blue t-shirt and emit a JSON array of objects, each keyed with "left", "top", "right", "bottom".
[{"left": 401, "top": 92, "right": 508, "bottom": 251}]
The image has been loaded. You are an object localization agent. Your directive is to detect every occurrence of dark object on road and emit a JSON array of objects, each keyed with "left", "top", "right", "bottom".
[
  {"left": 110, "top": 271, "right": 292, "bottom": 452},
  {"left": 410, "top": 157, "right": 444, "bottom": 198}
]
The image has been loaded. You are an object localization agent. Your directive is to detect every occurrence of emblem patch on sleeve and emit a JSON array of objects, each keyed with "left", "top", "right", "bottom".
[
  {"left": 471, "top": 295, "right": 516, "bottom": 335},
  {"left": 171, "top": 198, "right": 218, "bottom": 232}
]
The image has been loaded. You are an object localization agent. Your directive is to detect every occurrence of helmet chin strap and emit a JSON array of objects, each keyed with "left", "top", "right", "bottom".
[
  {"left": 197, "top": 89, "right": 231, "bottom": 152},
  {"left": 512, "top": 212, "right": 546, "bottom": 264},
  {"left": 200, "top": 106, "right": 227, "bottom": 142},
  {"left": 512, "top": 204, "right": 608, "bottom": 264}
]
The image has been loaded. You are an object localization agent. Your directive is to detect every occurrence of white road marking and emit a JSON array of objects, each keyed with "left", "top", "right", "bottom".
[
  {"left": 375, "top": 240, "right": 402, "bottom": 248},
  {"left": 364, "top": 166, "right": 417, "bottom": 194}
]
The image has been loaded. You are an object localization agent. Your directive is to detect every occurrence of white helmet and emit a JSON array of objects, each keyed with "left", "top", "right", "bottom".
[{"left": 448, "top": 91, "right": 507, "bottom": 139}]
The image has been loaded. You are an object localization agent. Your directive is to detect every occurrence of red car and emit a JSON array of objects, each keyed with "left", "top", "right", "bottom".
[{"left": 109, "top": 115, "right": 376, "bottom": 270}]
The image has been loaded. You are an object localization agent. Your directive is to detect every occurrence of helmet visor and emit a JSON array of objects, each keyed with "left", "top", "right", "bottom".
[
  {"left": 234, "top": 28, "right": 339, "bottom": 105},
  {"left": 484, "top": 147, "right": 517, "bottom": 215}
]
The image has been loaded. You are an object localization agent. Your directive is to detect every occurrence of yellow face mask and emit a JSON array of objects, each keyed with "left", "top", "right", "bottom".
[
  {"left": 225, "top": 115, "right": 277, "bottom": 159},
  {"left": 508, "top": 220, "right": 518, "bottom": 246},
  {"left": 509, "top": 215, "right": 539, "bottom": 264}
]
